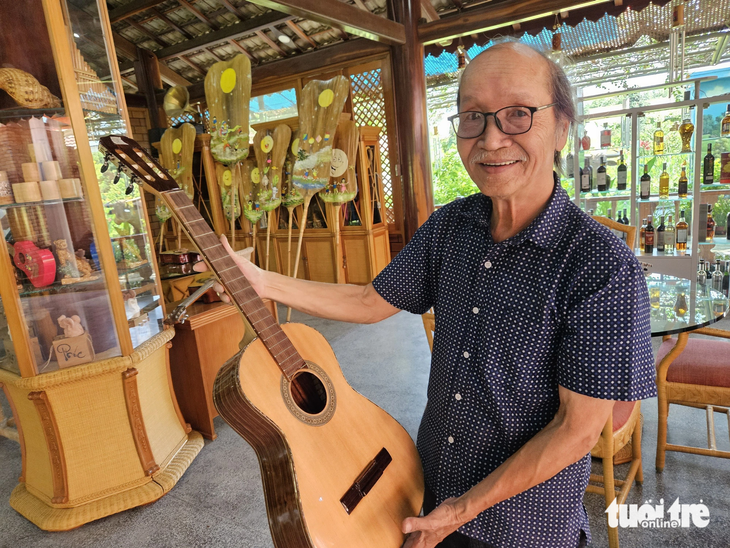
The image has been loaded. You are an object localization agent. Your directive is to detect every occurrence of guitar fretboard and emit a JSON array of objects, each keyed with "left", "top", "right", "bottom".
[{"left": 165, "top": 189, "right": 305, "bottom": 379}]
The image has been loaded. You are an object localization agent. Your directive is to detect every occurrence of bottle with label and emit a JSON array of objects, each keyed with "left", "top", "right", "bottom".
[
  {"left": 600, "top": 123, "right": 611, "bottom": 148},
  {"left": 644, "top": 216, "right": 654, "bottom": 254},
  {"left": 704, "top": 144, "right": 715, "bottom": 184},
  {"left": 665, "top": 214, "right": 675, "bottom": 254},
  {"left": 707, "top": 204, "right": 716, "bottom": 242},
  {"left": 640, "top": 218, "right": 647, "bottom": 252},
  {"left": 657, "top": 215, "right": 665, "bottom": 253},
  {"left": 596, "top": 156, "right": 607, "bottom": 191},
  {"left": 678, "top": 165, "right": 688, "bottom": 198},
  {"left": 581, "top": 130, "right": 591, "bottom": 151},
  {"left": 722, "top": 104, "right": 730, "bottom": 137},
  {"left": 640, "top": 164, "right": 651, "bottom": 200},
  {"left": 676, "top": 210, "right": 688, "bottom": 252},
  {"left": 616, "top": 150, "right": 627, "bottom": 191},
  {"left": 580, "top": 157, "right": 592, "bottom": 193},
  {"left": 659, "top": 162, "right": 670, "bottom": 198},
  {"left": 679, "top": 111, "right": 694, "bottom": 153},
  {"left": 713, "top": 260, "right": 724, "bottom": 293},
  {"left": 722, "top": 153, "right": 730, "bottom": 184},
  {"left": 654, "top": 121, "right": 665, "bottom": 155}
]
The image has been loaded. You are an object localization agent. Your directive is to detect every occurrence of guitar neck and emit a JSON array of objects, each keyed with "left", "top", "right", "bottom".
[{"left": 163, "top": 189, "right": 305, "bottom": 379}]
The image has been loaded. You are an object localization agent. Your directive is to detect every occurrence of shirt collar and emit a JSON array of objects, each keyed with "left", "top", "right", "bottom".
[{"left": 458, "top": 172, "right": 569, "bottom": 249}]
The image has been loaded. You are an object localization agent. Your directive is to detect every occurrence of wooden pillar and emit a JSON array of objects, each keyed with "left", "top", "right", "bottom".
[
  {"left": 388, "top": 0, "right": 433, "bottom": 242},
  {"left": 134, "top": 47, "right": 166, "bottom": 145}
]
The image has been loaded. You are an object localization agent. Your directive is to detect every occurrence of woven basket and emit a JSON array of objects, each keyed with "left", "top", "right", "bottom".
[{"left": 0, "top": 68, "right": 61, "bottom": 109}]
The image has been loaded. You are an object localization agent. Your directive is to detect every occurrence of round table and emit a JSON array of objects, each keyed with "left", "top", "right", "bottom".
[{"left": 645, "top": 273, "right": 730, "bottom": 471}]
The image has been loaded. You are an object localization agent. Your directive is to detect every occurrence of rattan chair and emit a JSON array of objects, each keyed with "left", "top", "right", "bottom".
[
  {"left": 592, "top": 215, "right": 636, "bottom": 250},
  {"left": 655, "top": 327, "right": 730, "bottom": 472},
  {"left": 420, "top": 309, "right": 643, "bottom": 548}
]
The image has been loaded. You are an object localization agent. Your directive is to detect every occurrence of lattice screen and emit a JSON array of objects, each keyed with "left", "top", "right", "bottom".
[{"left": 350, "top": 68, "right": 394, "bottom": 224}]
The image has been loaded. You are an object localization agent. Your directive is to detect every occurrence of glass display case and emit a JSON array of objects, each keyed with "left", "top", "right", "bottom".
[{"left": 0, "top": 0, "right": 164, "bottom": 376}]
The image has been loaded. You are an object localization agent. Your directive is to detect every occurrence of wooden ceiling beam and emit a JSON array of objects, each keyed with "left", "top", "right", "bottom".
[
  {"left": 256, "top": 29, "right": 288, "bottom": 56},
  {"left": 285, "top": 20, "right": 317, "bottom": 48},
  {"left": 126, "top": 19, "right": 168, "bottom": 48},
  {"left": 109, "top": 0, "right": 167, "bottom": 23},
  {"left": 229, "top": 39, "right": 257, "bottom": 62},
  {"left": 419, "top": 0, "right": 612, "bottom": 45},
  {"left": 220, "top": 0, "right": 246, "bottom": 19},
  {"left": 114, "top": 31, "right": 192, "bottom": 86},
  {"left": 243, "top": 0, "right": 405, "bottom": 45},
  {"left": 144, "top": 11, "right": 293, "bottom": 61},
  {"left": 178, "top": 55, "right": 207, "bottom": 76},
  {"left": 178, "top": 0, "right": 219, "bottom": 30},
  {"left": 420, "top": 0, "right": 440, "bottom": 22},
  {"left": 149, "top": 7, "right": 194, "bottom": 39}
]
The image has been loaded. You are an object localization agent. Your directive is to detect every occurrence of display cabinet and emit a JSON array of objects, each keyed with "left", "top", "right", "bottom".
[
  {"left": 0, "top": 0, "right": 201, "bottom": 531},
  {"left": 567, "top": 77, "right": 730, "bottom": 280}
]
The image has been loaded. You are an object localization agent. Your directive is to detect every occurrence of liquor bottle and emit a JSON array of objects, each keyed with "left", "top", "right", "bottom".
[
  {"left": 581, "top": 157, "right": 592, "bottom": 193},
  {"left": 698, "top": 259, "right": 707, "bottom": 286},
  {"left": 679, "top": 111, "right": 694, "bottom": 153},
  {"left": 659, "top": 162, "right": 670, "bottom": 198},
  {"left": 596, "top": 156, "right": 607, "bottom": 191},
  {"left": 622, "top": 209, "right": 629, "bottom": 225},
  {"left": 713, "top": 260, "right": 724, "bottom": 293},
  {"left": 724, "top": 261, "right": 730, "bottom": 296},
  {"left": 657, "top": 215, "right": 666, "bottom": 253},
  {"left": 640, "top": 218, "right": 647, "bottom": 251},
  {"left": 581, "top": 130, "right": 591, "bottom": 151},
  {"left": 616, "top": 150, "right": 627, "bottom": 190},
  {"left": 707, "top": 204, "right": 716, "bottom": 242},
  {"left": 704, "top": 144, "right": 715, "bottom": 184},
  {"left": 665, "top": 214, "right": 675, "bottom": 254},
  {"left": 654, "top": 121, "right": 664, "bottom": 155},
  {"left": 676, "top": 210, "right": 688, "bottom": 251},
  {"left": 600, "top": 123, "right": 611, "bottom": 148},
  {"left": 678, "top": 165, "right": 688, "bottom": 198},
  {"left": 640, "top": 164, "right": 651, "bottom": 200},
  {"left": 644, "top": 216, "right": 654, "bottom": 254},
  {"left": 722, "top": 104, "right": 730, "bottom": 137}
]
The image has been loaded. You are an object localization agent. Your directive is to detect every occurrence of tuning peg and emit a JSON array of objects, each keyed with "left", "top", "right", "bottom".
[
  {"left": 125, "top": 181, "right": 135, "bottom": 195},
  {"left": 100, "top": 154, "right": 111, "bottom": 173},
  {"left": 113, "top": 172, "right": 121, "bottom": 185}
]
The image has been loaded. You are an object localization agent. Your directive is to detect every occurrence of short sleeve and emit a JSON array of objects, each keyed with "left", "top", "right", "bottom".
[
  {"left": 557, "top": 261, "right": 657, "bottom": 401},
  {"left": 372, "top": 211, "right": 441, "bottom": 315}
]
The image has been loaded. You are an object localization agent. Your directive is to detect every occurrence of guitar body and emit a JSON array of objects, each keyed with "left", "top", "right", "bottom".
[{"left": 214, "top": 322, "right": 424, "bottom": 548}]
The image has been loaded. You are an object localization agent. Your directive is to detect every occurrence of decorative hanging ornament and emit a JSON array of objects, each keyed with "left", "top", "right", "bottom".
[{"left": 552, "top": 15, "right": 562, "bottom": 52}]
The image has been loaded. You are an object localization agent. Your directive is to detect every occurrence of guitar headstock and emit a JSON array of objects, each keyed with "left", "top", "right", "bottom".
[{"left": 98, "top": 135, "right": 179, "bottom": 195}]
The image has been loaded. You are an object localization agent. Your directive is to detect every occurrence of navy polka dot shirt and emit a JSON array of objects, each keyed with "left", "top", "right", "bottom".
[{"left": 372, "top": 175, "right": 657, "bottom": 548}]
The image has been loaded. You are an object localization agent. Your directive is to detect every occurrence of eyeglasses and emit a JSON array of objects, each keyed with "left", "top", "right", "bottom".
[{"left": 448, "top": 103, "right": 557, "bottom": 138}]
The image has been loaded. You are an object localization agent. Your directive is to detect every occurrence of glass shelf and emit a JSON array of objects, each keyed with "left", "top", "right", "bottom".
[
  {"left": 637, "top": 195, "right": 692, "bottom": 203},
  {"left": 638, "top": 151, "right": 694, "bottom": 160},
  {"left": 700, "top": 183, "right": 730, "bottom": 192},
  {"left": 635, "top": 248, "right": 692, "bottom": 258},
  {"left": 19, "top": 277, "right": 105, "bottom": 298},
  {"left": 582, "top": 191, "right": 631, "bottom": 200},
  {"left": 0, "top": 197, "right": 84, "bottom": 209}
]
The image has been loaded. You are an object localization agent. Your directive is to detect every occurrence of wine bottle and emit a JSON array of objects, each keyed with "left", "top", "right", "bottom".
[
  {"left": 600, "top": 123, "right": 611, "bottom": 148},
  {"left": 581, "top": 130, "right": 591, "bottom": 151},
  {"left": 644, "top": 216, "right": 654, "bottom": 254},
  {"left": 679, "top": 111, "right": 694, "bottom": 153},
  {"left": 640, "top": 218, "right": 647, "bottom": 252},
  {"left": 713, "top": 260, "right": 724, "bottom": 292},
  {"left": 707, "top": 204, "right": 716, "bottom": 243},
  {"left": 581, "top": 157, "right": 592, "bottom": 193},
  {"left": 622, "top": 209, "right": 629, "bottom": 225},
  {"left": 722, "top": 104, "right": 730, "bottom": 137},
  {"left": 678, "top": 165, "right": 688, "bottom": 198},
  {"left": 640, "top": 164, "right": 651, "bottom": 200},
  {"left": 659, "top": 162, "right": 669, "bottom": 198},
  {"left": 616, "top": 150, "right": 627, "bottom": 191},
  {"left": 665, "top": 215, "right": 675, "bottom": 254},
  {"left": 698, "top": 259, "right": 707, "bottom": 286},
  {"left": 704, "top": 144, "right": 715, "bottom": 184},
  {"left": 596, "top": 156, "right": 607, "bottom": 191},
  {"left": 657, "top": 216, "right": 665, "bottom": 253},
  {"left": 676, "top": 210, "right": 688, "bottom": 252},
  {"left": 654, "top": 121, "right": 664, "bottom": 155}
]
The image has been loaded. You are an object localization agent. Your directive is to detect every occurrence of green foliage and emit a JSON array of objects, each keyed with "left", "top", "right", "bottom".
[{"left": 431, "top": 146, "right": 479, "bottom": 205}]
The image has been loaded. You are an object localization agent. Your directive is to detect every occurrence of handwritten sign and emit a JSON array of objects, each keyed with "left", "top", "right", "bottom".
[{"left": 52, "top": 334, "right": 95, "bottom": 368}]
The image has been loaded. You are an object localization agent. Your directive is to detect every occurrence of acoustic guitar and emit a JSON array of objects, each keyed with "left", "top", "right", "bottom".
[{"left": 99, "top": 135, "right": 424, "bottom": 548}]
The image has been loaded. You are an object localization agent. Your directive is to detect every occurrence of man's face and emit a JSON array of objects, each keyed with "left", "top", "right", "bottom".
[{"left": 456, "top": 45, "right": 569, "bottom": 199}]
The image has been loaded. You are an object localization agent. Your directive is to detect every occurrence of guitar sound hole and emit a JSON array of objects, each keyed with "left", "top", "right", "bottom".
[{"left": 290, "top": 371, "right": 328, "bottom": 415}]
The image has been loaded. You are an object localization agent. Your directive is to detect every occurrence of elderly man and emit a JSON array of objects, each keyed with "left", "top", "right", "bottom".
[{"left": 199, "top": 42, "right": 656, "bottom": 548}]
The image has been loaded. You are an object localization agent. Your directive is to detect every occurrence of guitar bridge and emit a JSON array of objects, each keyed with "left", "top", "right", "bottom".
[{"left": 340, "top": 448, "right": 392, "bottom": 515}]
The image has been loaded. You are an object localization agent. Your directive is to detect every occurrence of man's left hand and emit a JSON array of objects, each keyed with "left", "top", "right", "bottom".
[{"left": 402, "top": 497, "right": 464, "bottom": 548}]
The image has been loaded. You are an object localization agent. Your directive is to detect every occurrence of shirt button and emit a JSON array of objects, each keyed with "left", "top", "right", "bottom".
[
  {"left": 463, "top": 351, "right": 470, "bottom": 359},
  {"left": 472, "top": 307, "right": 479, "bottom": 314},
  {"left": 455, "top": 393, "right": 462, "bottom": 401},
  {"left": 484, "top": 260, "right": 492, "bottom": 269},
  {"left": 448, "top": 436, "right": 454, "bottom": 444}
]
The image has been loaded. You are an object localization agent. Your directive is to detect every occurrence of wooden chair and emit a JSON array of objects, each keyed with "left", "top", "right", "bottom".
[
  {"left": 655, "top": 327, "right": 730, "bottom": 472},
  {"left": 420, "top": 310, "right": 643, "bottom": 548},
  {"left": 586, "top": 401, "right": 643, "bottom": 548},
  {"left": 592, "top": 215, "right": 636, "bottom": 250}
]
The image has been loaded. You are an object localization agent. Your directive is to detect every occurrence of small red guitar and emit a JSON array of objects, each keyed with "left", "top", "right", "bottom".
[
  {"left": 13, "top": 241, "right": 56, "bottom": 288},
  {"left": 99, "top": 135, "right": 424, "bottom": 548}
]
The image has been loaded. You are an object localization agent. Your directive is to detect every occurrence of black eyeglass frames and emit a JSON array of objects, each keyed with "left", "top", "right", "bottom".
[{"left": 447, "top": 103, "right": 557, "bottom": 138}]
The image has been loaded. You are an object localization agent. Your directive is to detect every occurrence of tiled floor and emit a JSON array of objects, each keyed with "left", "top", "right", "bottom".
[{"left": 1, "top": 307, "right": 728, "bottom": 547}]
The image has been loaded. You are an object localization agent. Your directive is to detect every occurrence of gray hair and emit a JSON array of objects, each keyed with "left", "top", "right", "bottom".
[{"left": 456, "top": 39, "right": 576, "bottom": 174}]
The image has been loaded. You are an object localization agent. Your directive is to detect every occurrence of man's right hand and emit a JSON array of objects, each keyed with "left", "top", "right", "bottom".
[{"left": 192, "top": 234, "right": 266, "bottom": 303}]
